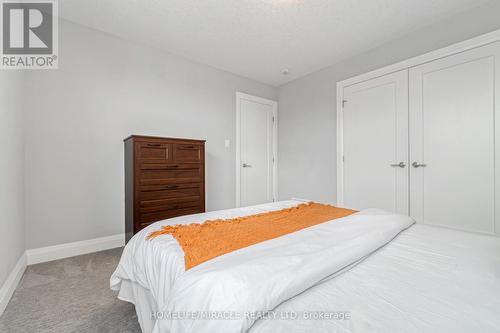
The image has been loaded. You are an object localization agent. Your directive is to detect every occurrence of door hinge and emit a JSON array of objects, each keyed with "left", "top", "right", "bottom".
[
  {"left": 272, "top": 116, "right": 275, "bottom": 122},
  {"left": 272, "top": 157, "right": 275, "bottom": 163},
  {"left": 342, "top": 155, "right": 345, "bottom": 162},
  {"left": 342, "top": 100, "right": 348, "bottom": 108}
]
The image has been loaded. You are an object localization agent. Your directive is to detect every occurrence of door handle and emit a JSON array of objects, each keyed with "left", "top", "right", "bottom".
[
  {"left": 390, "top": 162, "right": 406, "bottom": 168},
  {"left": 412, "top": 162, "right": 427, "bottom": 168},
  {"left": 242, "top": 163, "right": 252, "bottom": 168}
]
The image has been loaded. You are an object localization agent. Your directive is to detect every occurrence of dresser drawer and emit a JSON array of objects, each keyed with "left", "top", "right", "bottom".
[
  {"left": 139, "top": 183, "right": 200, "bottom": 192},
  {"left": 139, "top": 163, "right": 198, "bottom": 170},
  {"left": 139, "top": 206, "right": 202, "bottom": 224},
  {"left": 140, "top": 198, "right": 201, "bottom": 214},
  {"left": 173, "top": 144, "right": 202, "bottom": 163},
  {"left": 137, "top": 142, "right": 171, "bottom": 162},
  {"left": 138, "top": 164, "right": 202, "bottom": 184},
  {"left": 139, "top": 185, "right": 201, "bottom": 201}
]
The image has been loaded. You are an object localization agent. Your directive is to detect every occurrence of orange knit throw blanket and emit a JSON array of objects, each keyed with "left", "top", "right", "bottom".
[{"left": 147, "top": 202, "right": 357, "bottom": 270}]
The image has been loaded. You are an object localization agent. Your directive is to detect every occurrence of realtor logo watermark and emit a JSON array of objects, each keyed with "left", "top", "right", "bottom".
[{"left": 1, "top": 0, "right": 58, "bottom": 69}]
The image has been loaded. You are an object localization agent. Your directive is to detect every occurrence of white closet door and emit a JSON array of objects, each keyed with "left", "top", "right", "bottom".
[
  {"left": 409, "top": 42, "right": 500, "bottom": 234},
  {"left": 342, "top": 70, "right": 408, "bottom": 214}
]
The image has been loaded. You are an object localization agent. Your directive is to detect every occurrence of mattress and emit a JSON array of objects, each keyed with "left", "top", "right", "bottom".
[
  {"left": 250, "top": 223, "right": 500, "bottom": 333},
  {"left": 115, "top": 203, "right": 500, "bottom": 333}
]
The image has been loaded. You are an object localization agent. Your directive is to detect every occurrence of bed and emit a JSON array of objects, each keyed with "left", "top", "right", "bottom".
[{"left": 111, "top": 200, "right": 500, "bottom": 333}]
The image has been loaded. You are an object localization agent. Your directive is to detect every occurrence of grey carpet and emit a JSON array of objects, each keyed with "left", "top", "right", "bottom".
[{"left": 0, "top": 248, "right": 141, "bottom": 333}]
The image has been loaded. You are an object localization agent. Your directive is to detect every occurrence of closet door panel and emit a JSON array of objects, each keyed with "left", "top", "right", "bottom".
[
  {"left": 342, "top": 70, "right": 408, "bottom": 214},
  {"left": 409, "top": 42, "right": 500, "bottom": 234}
]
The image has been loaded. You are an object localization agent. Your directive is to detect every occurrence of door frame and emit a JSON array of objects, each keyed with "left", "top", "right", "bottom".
[
  {"left": 235, "top": 92, "right": 278, "bottom": 207},
  {"left": 336, "top": 28, "right": 500, "bottom": 207}
]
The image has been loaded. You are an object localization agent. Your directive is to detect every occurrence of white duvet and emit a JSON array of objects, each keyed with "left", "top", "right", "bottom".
[{"left": 110, "top": 200, "right": 414, "bottom": 333}]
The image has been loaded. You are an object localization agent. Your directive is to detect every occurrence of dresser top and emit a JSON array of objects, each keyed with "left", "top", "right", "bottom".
[{"left": 124, "top": 135, "right": 206, "bottom": 143}]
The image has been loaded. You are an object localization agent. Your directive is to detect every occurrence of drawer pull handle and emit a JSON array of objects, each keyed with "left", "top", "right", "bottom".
[
  {"left": 165, "top": 185, "right": 178, "bottom": 190},
  {"left": 168, "top": 165, "right": 179, "bottom": 168},
  {"left": 146, "top": 143, "right": 161, "bottom": 147},
  {"left": 181, "top": 145, "right": 196, "bottom": 149}
]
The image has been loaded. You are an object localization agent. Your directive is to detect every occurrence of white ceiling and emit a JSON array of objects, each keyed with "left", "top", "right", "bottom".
[{"left": 58, "top": 0, "right": 491, "bottom": 86}]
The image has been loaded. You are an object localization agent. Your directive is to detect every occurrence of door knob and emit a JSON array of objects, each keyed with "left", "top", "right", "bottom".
[
  {"left": 412, "top": 162, "right": 427, "bottom": 168},
  {"left": 242, "top": 163, "right": 252, "bottom": 168},
  {"left": 390, "top": 162, "right": 406, "bottom": 168}
]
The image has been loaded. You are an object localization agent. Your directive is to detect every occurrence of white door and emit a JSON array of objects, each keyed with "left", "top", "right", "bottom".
[
  {"left": 236, "top": 93, "right": 277, "bottom": 207},
  {"left": 341, "top": 70, "right": 409, "bottom": 214},
  {"left": 409, "top": 42, "right": 500, "bottom": 234}
]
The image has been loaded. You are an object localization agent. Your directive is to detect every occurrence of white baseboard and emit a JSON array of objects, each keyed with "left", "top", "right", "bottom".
[
  {"left": 0, "top": 234, "right": 124, "bottom": 317},
  {"left": 26, "top": 233, "right": 125, "bottom": 265},
  {"left": 0, "top": 253, "right": 27, "bottom": 316}
]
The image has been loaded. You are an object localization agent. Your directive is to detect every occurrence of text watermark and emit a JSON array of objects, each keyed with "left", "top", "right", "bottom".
[
  {"left": 1, "top": 0, "right": 58, "bottom": 69},
  {"left": 151, "top": 310, "right": 351, "bottom": 321}
]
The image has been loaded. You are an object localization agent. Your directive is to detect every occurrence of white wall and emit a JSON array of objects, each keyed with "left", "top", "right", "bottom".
[
  {"left": 277, "top": 0, "right": 500, "bottom": 204},
  {"left": 24, "top": 20, "right": 277, "bottom": 249},
  {"left": 0, "top": 72, "right": 25, "bottom": 287}
]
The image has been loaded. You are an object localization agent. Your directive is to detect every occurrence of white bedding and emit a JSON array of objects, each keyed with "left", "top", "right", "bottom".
[
  {"left": 251, "top": 223, "right": 500, "bottom": 333},
  {"left": 111, "top": 200, "right": 500, "bottom": 332},
  {"left": 110, "top": 200, "right": 414, "bottom": 333}
]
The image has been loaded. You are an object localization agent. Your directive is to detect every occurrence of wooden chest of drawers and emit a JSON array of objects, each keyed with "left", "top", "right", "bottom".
[{"left": 124, "top": 135, "right": 205, "bottom": 242}]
